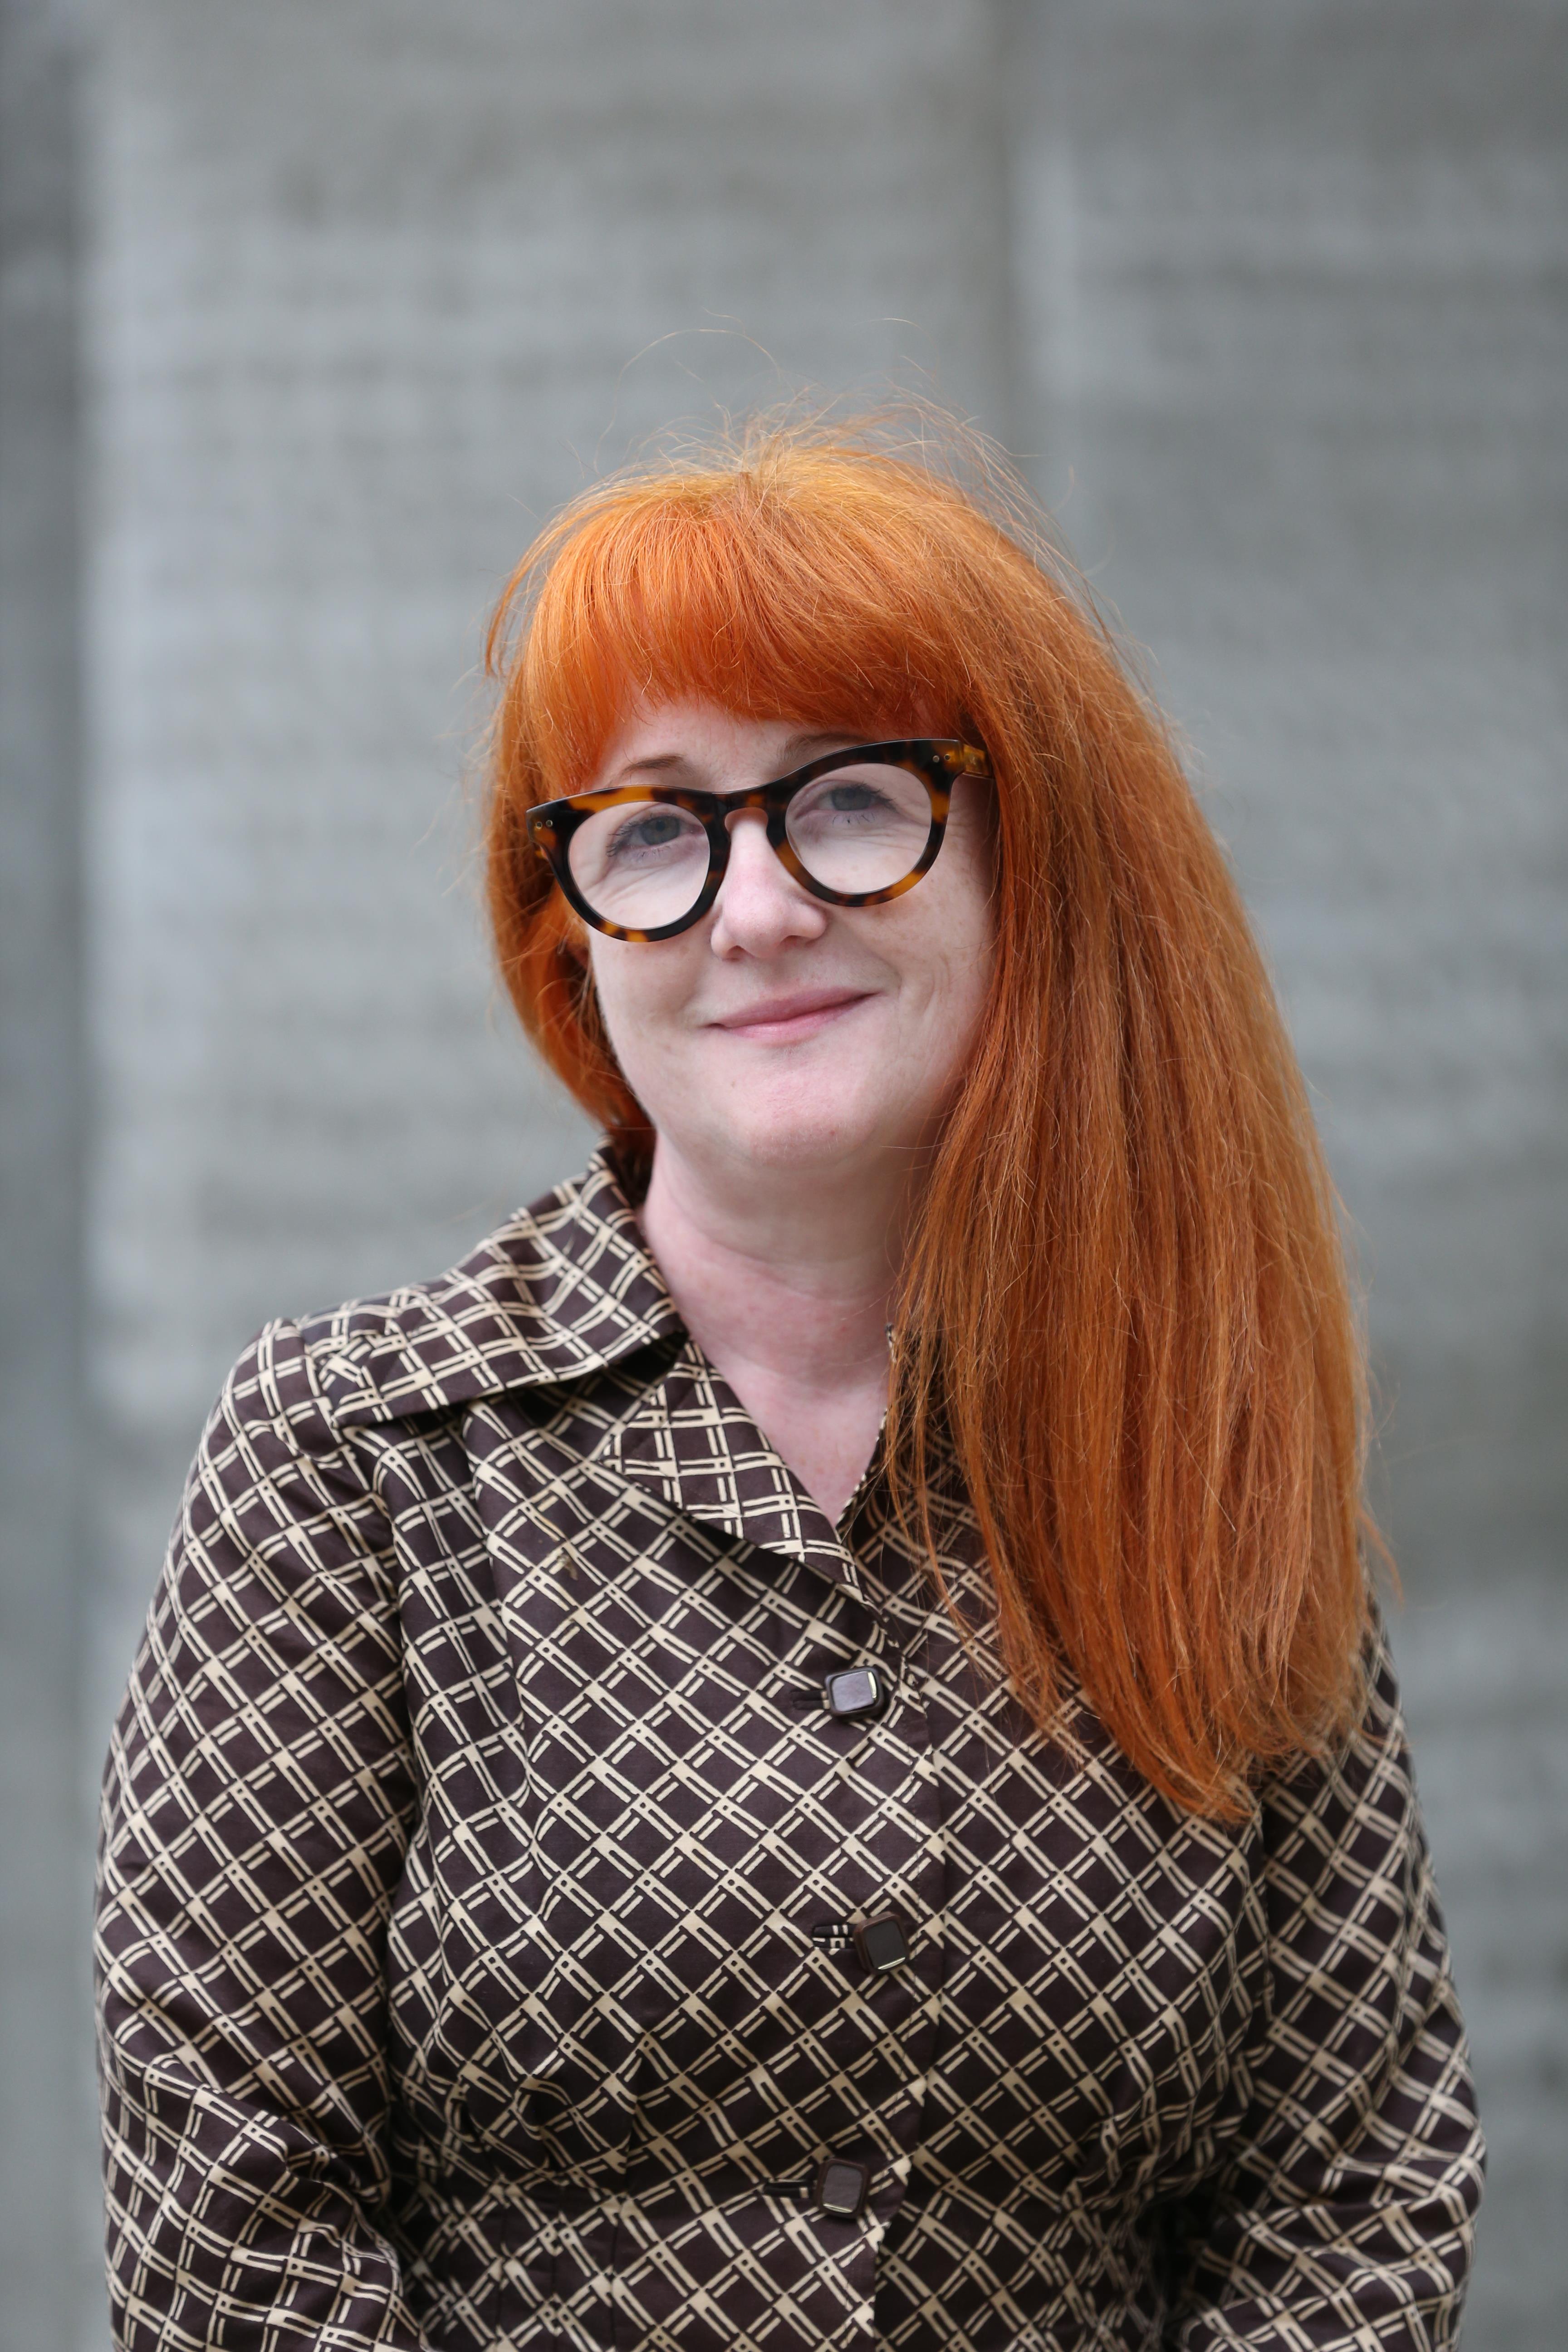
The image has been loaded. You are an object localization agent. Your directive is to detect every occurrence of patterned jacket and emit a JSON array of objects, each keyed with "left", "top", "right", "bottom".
[{"left": 96, "top": 1149, "right": 1484, "bottom": 2352}]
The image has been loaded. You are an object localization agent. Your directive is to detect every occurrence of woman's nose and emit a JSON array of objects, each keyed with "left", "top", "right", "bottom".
[{"left": 708, "top": 807, "right": 826, "bottom": 956}]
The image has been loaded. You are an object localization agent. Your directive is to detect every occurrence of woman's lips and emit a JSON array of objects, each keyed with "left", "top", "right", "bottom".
[{"left": 708, "top": 987, "right": 873, "bottom": 1044}]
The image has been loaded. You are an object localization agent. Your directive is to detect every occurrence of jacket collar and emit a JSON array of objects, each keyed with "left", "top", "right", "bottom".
[
  {"left": 308, "top": 1146, "right": 685, "bottom": 1426},
  {"left": 309, "top": 1145, "right": 867, "bottom": 1588}
]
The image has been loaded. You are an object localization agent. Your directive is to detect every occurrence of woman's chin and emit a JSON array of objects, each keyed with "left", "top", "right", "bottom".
[
  {"left": 666, "top": 1080, "right": 902, "bottom": 1180},
  {"left": 729, "top": 1103, "right": 923, "bottom": 1179}
]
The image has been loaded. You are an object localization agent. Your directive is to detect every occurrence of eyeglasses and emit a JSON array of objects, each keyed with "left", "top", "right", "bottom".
[{"left": 525, "top": 739, "right": 990, "bottom": 943}]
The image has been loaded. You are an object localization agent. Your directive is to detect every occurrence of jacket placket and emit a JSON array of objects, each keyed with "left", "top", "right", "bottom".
[{"left": 459, "top": 1343, "right": 949, "bottom": 2350}]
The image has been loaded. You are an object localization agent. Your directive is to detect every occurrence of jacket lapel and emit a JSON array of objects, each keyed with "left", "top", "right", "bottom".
[{"left": 602, "top": 1339, "right": 869, "bottom": 1603}]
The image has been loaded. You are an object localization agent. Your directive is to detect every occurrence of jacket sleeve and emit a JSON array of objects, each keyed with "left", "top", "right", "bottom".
[
  {"left": 94, "top": 1318, "right": 428, "bottom": 2350},
  {"left": 1174, "top": 1626, "right": 1485, "bottom": 2351}
]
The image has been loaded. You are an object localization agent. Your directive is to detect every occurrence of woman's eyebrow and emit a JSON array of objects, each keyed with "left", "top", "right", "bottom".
[
  {"left": 616, "top": 750, "right": 691, "bottom": 778},
  {"left": 609, "top": 732, "right": 860, "bottom": 789},
  {"left": 783, "top": 729, "right": 860, "bottom": 762}
]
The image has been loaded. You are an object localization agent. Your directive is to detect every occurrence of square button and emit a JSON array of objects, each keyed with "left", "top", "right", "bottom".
[
  {"left": 823, "top": 1665, "right": 887, "bottom": 1720},
  {"left": 816, "top": 2157, "right": 870, "bottom": 2218},
  {"left": 853, "top": 1915, "right": 910, "bottom": 1974}
]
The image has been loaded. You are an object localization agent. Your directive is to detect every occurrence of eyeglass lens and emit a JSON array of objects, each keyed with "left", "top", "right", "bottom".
[{"left": 565, "top": 757, "right": 934, "bottom": 931}]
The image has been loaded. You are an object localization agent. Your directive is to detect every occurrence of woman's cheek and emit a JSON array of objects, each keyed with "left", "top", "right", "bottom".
[{"left": 588, "top": 943, "right": 689, "bottom": 1107}]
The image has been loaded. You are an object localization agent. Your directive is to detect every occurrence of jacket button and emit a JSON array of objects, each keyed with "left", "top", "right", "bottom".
[
  {"left": 816, "top": 2156, "right": 870, "bottom": 2218},
  {"left": 823, "top": 1664, "right": 889, "bottom": 1720},
  {"left": 853, "top": 1915, "right": 910, "bottom": 1974}
]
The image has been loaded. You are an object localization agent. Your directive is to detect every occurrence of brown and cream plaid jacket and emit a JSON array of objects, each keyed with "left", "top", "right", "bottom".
[{"left": 96, "top": 1149, "right": 1483, "bottom": 2352}]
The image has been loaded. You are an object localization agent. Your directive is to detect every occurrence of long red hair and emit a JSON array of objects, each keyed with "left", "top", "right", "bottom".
[{"left": 483, "top": 413, "right": 1375, "bottom": 1816}]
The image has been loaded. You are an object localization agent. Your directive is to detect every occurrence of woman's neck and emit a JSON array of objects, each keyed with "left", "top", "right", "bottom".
[{"left": 637, "top": 1142, "right": 906, "bottom": 1524}]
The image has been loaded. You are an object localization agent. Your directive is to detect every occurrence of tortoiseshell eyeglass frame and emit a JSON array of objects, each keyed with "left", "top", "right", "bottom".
[{"left": 525, "top": 739, "right": 992, "bottom": 943}]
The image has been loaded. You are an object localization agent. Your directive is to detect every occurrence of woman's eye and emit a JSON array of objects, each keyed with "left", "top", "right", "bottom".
[
  {"left": 823, "top": 783, "right": 882, "bottom": 815},
  {"left": 609, "top": 809, "right": 687, "bottom": 858},
  {"left": 800, "top": 780, "right": 891, "bottom": 824}
]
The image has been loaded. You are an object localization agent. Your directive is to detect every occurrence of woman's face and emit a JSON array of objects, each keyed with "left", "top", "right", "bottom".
[{"left": 583, "top": 700, "right": 997, "bottom": 1189}]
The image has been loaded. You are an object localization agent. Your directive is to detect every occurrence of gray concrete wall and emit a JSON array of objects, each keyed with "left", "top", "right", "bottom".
[
  {"left": 0, "top": 1, "right": 1560, "bottom": 2344},
  {"left": 0, "top": 1, "right": 98, "bottom": 2342}
]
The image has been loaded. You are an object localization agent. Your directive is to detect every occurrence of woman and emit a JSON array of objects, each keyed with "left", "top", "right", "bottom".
[{"left": 96, "top": 419, "right": 1484, "bottom": 2351}]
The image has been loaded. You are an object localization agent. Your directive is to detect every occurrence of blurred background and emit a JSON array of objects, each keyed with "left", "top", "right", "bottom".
[{"left": 2, "top": 0, "right": 1563, "bottom": 2344}]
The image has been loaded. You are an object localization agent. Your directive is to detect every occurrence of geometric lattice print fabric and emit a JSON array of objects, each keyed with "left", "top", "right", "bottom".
[{"left": 95, "top": 1152, "right": 1484, "bottom": 2350}]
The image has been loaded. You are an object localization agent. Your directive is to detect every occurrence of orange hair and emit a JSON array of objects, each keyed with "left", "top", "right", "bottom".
[{"left": 483, "top": 412, "right": 1375, "bottom": 1816}]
